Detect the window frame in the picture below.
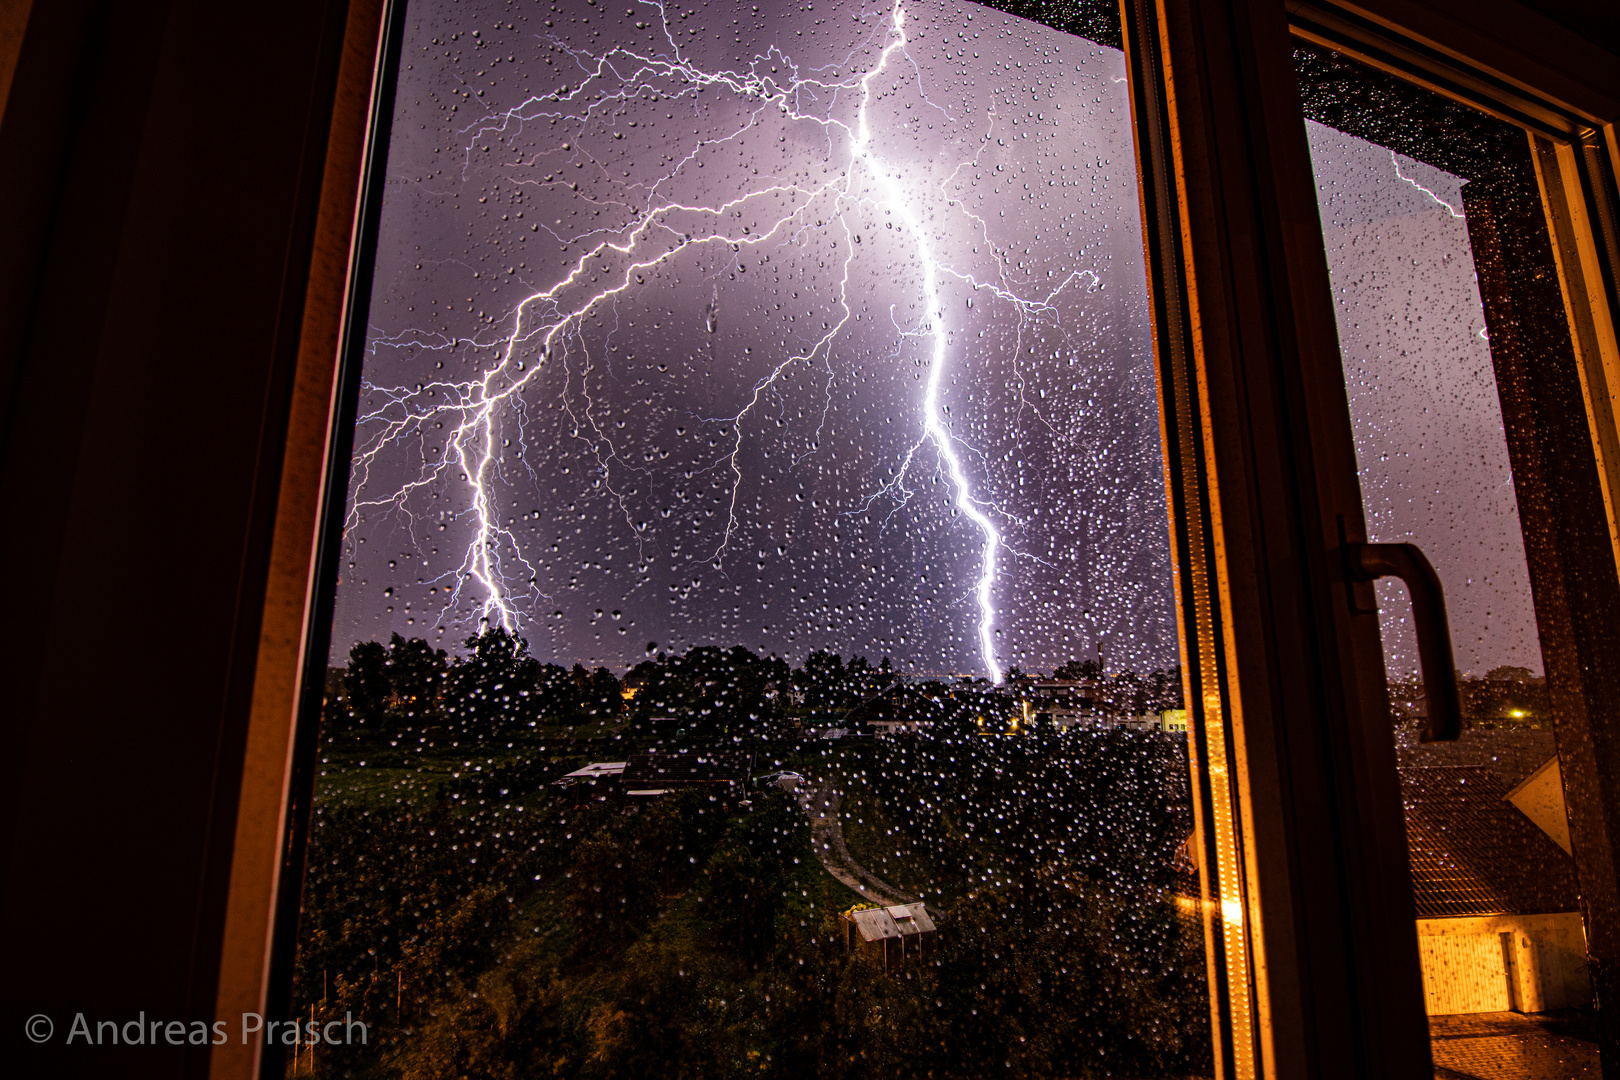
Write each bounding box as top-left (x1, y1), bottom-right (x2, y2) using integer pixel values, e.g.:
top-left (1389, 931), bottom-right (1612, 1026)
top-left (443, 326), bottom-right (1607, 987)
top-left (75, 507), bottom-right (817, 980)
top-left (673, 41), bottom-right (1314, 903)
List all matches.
top-left (216, 2), bottom-right (1620, 1078)
top-left (1120, 0), bottom-right (1620, 1076)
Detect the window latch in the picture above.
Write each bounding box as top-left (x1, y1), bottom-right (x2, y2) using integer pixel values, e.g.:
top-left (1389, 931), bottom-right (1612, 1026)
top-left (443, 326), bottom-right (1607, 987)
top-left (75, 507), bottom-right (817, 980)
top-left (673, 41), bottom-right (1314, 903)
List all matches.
top-left (1346, 542), bottom-right (1462, 743)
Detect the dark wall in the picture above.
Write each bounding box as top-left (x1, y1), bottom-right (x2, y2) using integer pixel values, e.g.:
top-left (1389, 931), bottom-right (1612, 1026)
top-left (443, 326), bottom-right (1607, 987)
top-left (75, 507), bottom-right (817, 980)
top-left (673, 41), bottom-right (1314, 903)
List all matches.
top-left (1521, 0), bottom-right (1620, 52)
top-left (0, 1), bottom-right (349, 1076)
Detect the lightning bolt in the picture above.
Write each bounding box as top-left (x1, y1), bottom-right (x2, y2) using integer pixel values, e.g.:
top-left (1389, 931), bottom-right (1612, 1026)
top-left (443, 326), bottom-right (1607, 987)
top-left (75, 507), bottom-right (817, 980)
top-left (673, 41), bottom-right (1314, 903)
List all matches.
top-left (349, 0), bottom-right (1103, 681)
top-left (1391, 149), bottom-right (1464, 218)
top-left (849, 4), bottom-right (1003, 682)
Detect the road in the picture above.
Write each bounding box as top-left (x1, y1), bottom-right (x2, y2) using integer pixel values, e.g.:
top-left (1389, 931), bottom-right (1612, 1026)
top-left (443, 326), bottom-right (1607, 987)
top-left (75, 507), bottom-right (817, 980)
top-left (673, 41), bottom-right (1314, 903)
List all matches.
top-left (801, 778), bottom-right (921, 908)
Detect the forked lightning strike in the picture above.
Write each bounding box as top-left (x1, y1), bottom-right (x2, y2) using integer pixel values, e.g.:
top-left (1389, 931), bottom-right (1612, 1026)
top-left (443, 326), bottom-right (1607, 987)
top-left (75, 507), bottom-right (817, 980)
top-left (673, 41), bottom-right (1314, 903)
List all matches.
top-left (350, 1), bottom-right (1095, 680)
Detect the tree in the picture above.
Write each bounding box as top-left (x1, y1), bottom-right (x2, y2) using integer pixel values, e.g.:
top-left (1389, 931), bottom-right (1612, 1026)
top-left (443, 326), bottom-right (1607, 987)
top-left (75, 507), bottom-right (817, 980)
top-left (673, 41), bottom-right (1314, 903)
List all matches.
top-left (533, 661), bottom-right (579, 719)
top-left (385, 632), bottom-right (449, 724)
top-left (625, 645), bottom-right (786, 735)
top-left (444, 626), bottom-right (541, 736)
top-left (343, 639), bottom-right (391, 730)
top-left (1148, 665), bottom-right (1184, 712)
top-left (1052, 657), bottom-right (1102, 681)
top-left (799, 649), bottom-right (856, 712)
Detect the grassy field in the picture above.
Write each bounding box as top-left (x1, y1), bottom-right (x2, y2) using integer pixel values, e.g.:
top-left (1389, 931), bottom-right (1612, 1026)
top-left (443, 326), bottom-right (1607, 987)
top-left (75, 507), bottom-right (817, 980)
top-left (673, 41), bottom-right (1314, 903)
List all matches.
top-left (313, 726), bottom-right (615, 809)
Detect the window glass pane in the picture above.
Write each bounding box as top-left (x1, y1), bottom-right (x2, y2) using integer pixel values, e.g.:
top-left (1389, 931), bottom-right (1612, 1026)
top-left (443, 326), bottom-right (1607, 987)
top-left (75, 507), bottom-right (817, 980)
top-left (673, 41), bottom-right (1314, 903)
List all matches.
top-left (1298, 43), bottom-right (1601, 1076)
top-left (290, 3), bottom-right (1213, 1076)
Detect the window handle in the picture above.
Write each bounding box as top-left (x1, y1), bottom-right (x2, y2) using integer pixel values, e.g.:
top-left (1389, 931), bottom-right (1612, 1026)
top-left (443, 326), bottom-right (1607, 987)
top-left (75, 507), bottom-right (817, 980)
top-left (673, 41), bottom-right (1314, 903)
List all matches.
top-left (1346, 542), bottom-right (1462, 743)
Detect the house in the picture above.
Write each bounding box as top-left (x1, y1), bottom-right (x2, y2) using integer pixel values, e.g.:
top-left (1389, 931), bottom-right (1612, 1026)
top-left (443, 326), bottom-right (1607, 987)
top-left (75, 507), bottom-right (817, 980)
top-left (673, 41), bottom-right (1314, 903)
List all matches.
top-left (551, 761), bottom-right (629, 806)
top-left (619, 748), bottom-right (748, 795)
top-left (1401, 765), bottom-right (1590, 1014)
top-left (841, 903), bottom-right (937, 971)
top-left (844, 688), bottom-right (934, 735)
top-left (866, 718), bottom-right (933, 736)
top-left (1023, 680), bottom-right (1099, 728)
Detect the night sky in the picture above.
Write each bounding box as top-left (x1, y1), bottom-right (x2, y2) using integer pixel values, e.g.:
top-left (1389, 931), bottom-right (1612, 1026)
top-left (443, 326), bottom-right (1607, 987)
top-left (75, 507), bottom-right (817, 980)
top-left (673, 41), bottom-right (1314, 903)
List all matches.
top-left (329, 0), bottom-right (1177, 676)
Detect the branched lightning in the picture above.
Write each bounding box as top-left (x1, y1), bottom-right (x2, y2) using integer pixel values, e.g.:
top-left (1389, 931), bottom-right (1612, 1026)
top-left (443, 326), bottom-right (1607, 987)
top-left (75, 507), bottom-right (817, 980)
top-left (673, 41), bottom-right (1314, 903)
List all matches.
top-left (350, 0), bottom-right (1104, 680)
top-left (1391, 149), bottom-right (1464, 218)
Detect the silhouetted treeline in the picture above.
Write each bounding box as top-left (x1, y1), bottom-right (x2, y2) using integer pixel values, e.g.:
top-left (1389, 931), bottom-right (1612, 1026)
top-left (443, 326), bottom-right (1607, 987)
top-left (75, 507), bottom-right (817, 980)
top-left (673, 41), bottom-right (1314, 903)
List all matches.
top-left (333, 628), bottom-right (623, 737)
top-left (622, 644), bottom-right (792, 734)
top-left (1386, 664), bottom-right (1553, 731)
top-left (329, 628), bottom-right (1184, 745)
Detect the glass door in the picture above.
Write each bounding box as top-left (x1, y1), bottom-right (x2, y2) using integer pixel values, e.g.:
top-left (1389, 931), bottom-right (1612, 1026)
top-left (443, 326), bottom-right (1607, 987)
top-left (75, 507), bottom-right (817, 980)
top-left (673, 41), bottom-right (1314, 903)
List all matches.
top-left (1294, 37), bottom-right (1615, 1079)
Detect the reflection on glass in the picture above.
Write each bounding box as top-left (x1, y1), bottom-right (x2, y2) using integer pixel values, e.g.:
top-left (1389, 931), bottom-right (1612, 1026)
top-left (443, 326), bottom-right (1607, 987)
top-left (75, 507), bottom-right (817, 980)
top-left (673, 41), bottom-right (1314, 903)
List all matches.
top-left (1301, 47), bottom-right (1599, 1077)
top-left (1305, 126), bottom-right (1539, 684)
top-left (289, 2), bottom-right (1213, 1076)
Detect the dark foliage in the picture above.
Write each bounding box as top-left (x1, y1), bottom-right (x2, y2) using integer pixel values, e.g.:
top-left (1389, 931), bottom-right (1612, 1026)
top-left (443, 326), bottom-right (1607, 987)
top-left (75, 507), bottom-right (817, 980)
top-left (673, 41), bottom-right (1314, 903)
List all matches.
top-left (624, 645), bottom-right (791, 735)
top-left (295, 636), bottom-right (1210, 1078)
top-left (333, 629), bottom-right (622, 740)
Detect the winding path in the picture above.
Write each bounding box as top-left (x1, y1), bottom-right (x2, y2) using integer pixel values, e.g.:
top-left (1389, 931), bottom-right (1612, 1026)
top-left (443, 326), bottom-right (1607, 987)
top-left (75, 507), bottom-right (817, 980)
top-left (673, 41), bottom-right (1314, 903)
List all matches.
top-left (802, 779), bottom-right (921, 907)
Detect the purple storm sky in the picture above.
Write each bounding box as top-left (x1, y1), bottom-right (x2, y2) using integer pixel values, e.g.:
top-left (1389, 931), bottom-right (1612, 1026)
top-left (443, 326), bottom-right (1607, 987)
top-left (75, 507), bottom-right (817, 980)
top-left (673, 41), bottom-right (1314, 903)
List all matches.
top-left (330, 0), bottom-right (1180, 676)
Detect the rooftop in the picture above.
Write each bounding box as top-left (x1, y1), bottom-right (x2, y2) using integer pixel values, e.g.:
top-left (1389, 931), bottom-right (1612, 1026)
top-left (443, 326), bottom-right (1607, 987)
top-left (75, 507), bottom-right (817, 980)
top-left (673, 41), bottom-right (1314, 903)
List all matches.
top-left (843, 902), bottom-right (936, 943)
top-left (1400, 766), bottom-right (1581, 919)
top-left (621, 748), bottom-right (748, 787)
top-left (552, 761), bottom-right (628, 785)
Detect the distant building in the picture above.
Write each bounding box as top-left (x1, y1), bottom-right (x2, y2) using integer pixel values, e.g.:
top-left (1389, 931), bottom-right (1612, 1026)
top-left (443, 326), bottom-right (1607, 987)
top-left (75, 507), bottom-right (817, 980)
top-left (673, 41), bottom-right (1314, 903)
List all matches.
top-left (1160, 709), bottom-right (1189, 734)
top-left (1019, 681), bottom-right (1167, 731)
top-left (640, 715), bottom-right (683, 738)
top-left (551, 761), bottom-right (628, 806)
top-left (1401, 764), bottom-right (1590, 1014)
top-left (801, 712), bottom-right (854, 738)
top-left (841, 903), bottom-right (936, 971)
top-left (1023, 680), bottom-right (1101, 728)
top-left (553, 761), bottom-right (628, 784)
top-left (844, 690), bottom-right (934, 736)
top-left (619, 748), bottom-right (747, 795)
top-left (866, 718), bottom-right (932, 736)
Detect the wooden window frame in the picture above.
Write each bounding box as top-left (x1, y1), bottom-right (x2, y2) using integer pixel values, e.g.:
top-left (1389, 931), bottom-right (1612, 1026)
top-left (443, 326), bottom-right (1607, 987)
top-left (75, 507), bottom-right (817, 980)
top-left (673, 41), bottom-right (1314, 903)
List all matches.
top-left (233, 2), bottom-right (1619, 1077)
top-left (0, 2), bottom-right (1600, 1078)
top-left (1120, 0), bottom-right (1620, 1076)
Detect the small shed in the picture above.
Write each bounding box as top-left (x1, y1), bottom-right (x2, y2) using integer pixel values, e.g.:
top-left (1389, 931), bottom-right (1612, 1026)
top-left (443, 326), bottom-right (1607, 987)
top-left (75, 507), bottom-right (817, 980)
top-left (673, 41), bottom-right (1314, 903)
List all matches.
top-left (553, 761), bottom-right (627, 785)
top-left (841, 903), bottom-right (936, 971)
top-left (551, 761), bottom-right (627, 805)
top-left (620, 749), bottom-right (747, 791)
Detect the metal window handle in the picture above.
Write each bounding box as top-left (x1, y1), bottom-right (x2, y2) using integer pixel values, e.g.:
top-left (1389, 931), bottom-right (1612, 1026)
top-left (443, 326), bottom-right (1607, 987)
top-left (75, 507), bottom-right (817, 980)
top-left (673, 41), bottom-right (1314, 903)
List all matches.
top-left (1346, 542), bottom-right (1463, 744)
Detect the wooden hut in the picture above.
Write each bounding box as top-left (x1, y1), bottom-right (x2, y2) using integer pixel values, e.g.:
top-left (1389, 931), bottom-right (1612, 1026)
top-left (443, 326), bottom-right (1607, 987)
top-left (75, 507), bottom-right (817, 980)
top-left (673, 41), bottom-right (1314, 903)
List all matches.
top-left (619, 748), bottom-right (747, 796)
top-left (841, 903), bottom-right (936, 971)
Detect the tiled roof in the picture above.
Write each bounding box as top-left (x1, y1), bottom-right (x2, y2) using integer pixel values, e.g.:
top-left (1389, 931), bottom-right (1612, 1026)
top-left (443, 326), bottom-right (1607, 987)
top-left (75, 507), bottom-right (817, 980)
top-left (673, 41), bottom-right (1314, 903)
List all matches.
top-left (620, 748), bottom-right (747, 787)
top-left (1395, 728), bottom-right (1557, 786)
top-left (1400, 766), bottom-right (1580, 918)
